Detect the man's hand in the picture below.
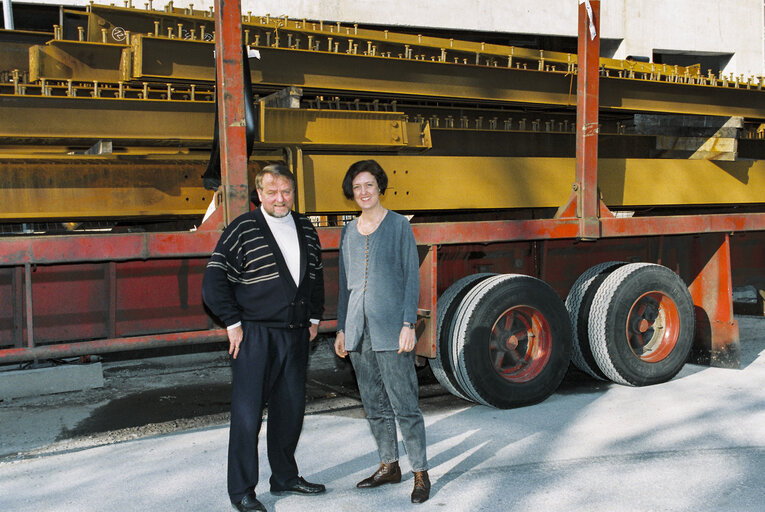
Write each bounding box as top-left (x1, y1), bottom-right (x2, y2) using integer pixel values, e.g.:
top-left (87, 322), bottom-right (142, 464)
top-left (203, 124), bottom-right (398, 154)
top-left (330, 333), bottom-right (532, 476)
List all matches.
top-left (334, 331), bottom-right (348, 358)
top-left (227, 325), bottom-right (244, 359)
top-left (398, 325), bottom-right (416, 354)
top-left (309, 322), bottom-right (319, 341)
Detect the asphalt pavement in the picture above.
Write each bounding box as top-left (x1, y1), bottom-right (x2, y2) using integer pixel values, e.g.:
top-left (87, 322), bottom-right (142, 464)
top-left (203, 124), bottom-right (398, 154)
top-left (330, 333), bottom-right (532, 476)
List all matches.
top-left (1, 316), bottom-right (764, 512)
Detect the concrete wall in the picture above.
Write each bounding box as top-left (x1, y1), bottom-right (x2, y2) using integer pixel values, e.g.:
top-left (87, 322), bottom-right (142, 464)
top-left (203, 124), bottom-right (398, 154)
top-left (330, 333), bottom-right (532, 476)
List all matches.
top-left (16, 0), bottom-right (765, 76)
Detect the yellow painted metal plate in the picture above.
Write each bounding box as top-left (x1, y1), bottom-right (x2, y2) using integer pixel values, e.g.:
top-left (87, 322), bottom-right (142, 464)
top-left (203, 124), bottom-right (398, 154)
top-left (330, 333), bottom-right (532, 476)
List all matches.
top-left (29, 40), bottom-right (126, 83)
top-left (0, 95), bottom-right (214, 144)
top-left (0, 156), bottom-right (212, 220)
top-left (603, 158), bottom-right (765, 207)
top-left (263, 108), bottom-right (429, 149)
top-left (302, 155), bottom-right (576, 212)
top-left (300, 155), bottom-right (765, 213)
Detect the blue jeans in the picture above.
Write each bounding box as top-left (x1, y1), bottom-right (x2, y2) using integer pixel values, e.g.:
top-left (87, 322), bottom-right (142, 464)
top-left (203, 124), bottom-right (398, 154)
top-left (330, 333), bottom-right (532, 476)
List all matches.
top-left (348, 325), bottom-right (428, 472)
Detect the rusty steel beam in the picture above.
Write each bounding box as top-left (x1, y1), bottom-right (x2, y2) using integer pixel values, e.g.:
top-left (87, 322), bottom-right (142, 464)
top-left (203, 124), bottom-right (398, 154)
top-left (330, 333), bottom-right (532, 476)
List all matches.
top-left (0, 329), bottom-right (227, 363)
top-left (0, 321), bottom-right (340, 363)
top-left (2, 212), bottom-right (762, 268)
top-left (600, 212), bottom-right (765, 238)
top-left (575, 0), bottom-right (600, 240)
top-left (0, 230), bottom-right (221, 266)
top-left (215, 0), bottom-right (257, 222)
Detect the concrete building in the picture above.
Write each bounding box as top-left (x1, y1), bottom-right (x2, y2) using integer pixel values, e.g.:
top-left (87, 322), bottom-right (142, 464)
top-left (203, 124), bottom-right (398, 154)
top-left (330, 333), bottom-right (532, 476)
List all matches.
top-left (6, 0), bottom-right (765, 77)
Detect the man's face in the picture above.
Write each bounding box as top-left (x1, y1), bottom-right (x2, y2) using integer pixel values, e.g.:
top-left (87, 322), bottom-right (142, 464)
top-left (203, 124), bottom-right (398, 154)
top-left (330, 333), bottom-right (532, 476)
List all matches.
top-left (257, 173), bottom-right (295, 218)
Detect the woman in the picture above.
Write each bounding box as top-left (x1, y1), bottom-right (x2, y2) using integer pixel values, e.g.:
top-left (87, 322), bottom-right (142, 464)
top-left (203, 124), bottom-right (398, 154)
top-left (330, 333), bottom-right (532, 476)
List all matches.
top-left (334, 159), bottom-right (430, 504)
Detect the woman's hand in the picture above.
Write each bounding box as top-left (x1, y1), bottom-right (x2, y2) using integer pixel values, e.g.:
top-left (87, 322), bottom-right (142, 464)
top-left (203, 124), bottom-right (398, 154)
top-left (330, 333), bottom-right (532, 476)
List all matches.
top-left (398, 325), bottom-right (416, 354)
top-left (334, 331), bottom-right (348, 358)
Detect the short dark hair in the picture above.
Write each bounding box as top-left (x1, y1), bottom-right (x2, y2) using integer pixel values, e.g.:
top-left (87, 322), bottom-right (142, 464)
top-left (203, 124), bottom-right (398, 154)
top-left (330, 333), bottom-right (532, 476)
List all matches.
top-left (255, 164), bottom-right (296, 191)
top-left (341, 160), bottom-right (388, 199)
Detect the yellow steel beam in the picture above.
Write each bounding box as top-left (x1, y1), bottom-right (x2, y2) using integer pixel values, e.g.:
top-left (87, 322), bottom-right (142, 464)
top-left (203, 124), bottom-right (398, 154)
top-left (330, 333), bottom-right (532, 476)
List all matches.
top-left (0, 94), bottom-right (214, 145)
top-left (299, 155), bottom-right (765, 213)
top-left (131, 35), bottom-right (213, 81)
top-left (29, 39), bottom-right (127, 82)
top-left (1, 153), bottom-right (762, 220)
top-left (0, 96), bottom-right (428, 149)
top-left (0, 30), bottom-right (54, 76)
top-left (261, 108), bottom-right (431, 149)
top-left (125, 37), bottom-right (765, 118)
top-left (86, 4), bottom-right (703, 79)
top-left (251, 49), bottom-right (765, 119)
top-left (88, 4), bottom-right (217, 44)
top-left (13, 31), bottom-right (762, 119)
top-left (0, 156), bottom-right (213, 220)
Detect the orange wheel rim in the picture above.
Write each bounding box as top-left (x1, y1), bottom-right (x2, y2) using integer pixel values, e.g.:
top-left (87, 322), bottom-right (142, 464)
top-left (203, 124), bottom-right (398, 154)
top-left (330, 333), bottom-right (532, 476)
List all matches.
top-left (625, 291), bottom-right (680, 363)
top-left (488, 306), bottom-right (552, 383)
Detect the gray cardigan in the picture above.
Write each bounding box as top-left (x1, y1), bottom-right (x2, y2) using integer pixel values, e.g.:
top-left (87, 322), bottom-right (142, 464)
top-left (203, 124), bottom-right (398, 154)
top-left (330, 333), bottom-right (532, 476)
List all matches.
top-left (336, 211), bottom-right (419, 351)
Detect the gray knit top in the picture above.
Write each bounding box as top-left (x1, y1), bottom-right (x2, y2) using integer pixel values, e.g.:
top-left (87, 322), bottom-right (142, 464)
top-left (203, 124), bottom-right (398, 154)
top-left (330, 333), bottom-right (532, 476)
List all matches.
top-left (336, 211), bottom-right (419, 352)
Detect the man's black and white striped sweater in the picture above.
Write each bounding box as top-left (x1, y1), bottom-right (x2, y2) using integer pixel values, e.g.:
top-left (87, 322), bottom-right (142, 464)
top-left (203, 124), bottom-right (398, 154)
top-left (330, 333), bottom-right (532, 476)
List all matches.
top-left (202, 208), bottom-right (324, 329)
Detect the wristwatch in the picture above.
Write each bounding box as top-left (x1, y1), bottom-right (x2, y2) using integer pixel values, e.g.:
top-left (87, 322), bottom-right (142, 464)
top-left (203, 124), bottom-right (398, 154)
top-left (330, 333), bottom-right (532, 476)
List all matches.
top-left (403, 321), bottom-right (415, 329)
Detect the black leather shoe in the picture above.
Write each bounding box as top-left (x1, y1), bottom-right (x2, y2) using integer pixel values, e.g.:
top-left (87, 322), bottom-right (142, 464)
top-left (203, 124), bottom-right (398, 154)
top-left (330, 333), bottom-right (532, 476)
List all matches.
top-left (411, 471), bottom-right (431, 504)
top-left (271, 476), bottom-right (326, 495)
top-left (356, 461), bottom-right (402, 488)
top-left (233, 492), bottom-right (266, 511)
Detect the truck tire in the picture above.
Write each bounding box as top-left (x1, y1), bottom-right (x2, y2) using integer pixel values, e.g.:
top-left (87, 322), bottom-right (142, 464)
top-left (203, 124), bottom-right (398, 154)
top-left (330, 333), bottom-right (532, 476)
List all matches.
top-left (451, 274), bottom-right (572, 409)
top-left (588, 263), bottom-right (695, 386)
top-left (431, 273), bottom-right (495, 401)
top-left (565, 261), bottom-right (626, 380)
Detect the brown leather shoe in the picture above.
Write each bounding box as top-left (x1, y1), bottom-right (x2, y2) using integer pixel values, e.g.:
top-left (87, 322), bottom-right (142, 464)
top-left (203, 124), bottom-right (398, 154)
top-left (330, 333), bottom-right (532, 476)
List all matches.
top-left (411, 471), bottom-right (430, 504)
top-left (356, 461), bottom-right (402, 488)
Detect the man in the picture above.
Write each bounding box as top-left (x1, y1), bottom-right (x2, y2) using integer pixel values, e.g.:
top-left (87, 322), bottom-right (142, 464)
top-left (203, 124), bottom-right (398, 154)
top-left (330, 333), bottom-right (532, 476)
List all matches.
top-left (202, 164), bottom-right (325, 512)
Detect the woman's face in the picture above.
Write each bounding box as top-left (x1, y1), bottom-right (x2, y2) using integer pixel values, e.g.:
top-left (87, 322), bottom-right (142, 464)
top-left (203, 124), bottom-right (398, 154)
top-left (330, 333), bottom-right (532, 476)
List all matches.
top-left (351, 171), bottom-right (381, 210)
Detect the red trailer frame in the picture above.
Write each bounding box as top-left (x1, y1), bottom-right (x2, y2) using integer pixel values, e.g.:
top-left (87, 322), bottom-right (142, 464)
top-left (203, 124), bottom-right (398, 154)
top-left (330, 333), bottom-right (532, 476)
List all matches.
top-left (1, 0), bottom-right (763, 370)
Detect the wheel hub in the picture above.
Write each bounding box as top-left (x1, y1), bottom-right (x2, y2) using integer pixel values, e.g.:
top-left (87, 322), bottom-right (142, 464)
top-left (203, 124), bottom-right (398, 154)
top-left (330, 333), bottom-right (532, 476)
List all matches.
top-left (489, 306), bottom-right (551, 383)
top-left (626, 292), bottom-right (680, 362)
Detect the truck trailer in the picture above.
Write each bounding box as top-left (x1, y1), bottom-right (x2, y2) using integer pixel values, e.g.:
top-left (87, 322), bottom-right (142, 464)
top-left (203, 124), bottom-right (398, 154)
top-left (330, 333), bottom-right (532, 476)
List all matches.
top-left (0, 0), bottom-right (763, 408)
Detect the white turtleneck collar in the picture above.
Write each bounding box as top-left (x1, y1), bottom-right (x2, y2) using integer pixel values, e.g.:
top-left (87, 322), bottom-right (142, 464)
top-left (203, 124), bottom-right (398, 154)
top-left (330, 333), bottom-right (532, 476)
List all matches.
top-left (261, 206), bottom-right (300, 286)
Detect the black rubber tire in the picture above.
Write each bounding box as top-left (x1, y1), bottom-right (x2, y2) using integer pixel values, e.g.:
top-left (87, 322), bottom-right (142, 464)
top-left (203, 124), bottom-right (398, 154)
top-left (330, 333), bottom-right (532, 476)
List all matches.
top-left (588, 263), bottom-right (695, 386)
top-left (565, 261), bottom-right (626, 380)
top-left (431, 273), bottom-right (495, 401)
top-left (451, 274), bottom-right (572, 409)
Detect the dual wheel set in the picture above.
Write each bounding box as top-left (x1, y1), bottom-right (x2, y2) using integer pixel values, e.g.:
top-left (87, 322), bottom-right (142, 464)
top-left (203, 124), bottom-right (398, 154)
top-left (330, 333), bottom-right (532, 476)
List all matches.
top-left (429, 263), bottom-right (696, 409)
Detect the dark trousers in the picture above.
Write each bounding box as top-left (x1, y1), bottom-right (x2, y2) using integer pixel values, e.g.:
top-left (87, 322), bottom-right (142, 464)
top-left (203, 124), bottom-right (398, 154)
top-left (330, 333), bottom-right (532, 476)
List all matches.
top-left (228, 322), bottom-right (310, 503)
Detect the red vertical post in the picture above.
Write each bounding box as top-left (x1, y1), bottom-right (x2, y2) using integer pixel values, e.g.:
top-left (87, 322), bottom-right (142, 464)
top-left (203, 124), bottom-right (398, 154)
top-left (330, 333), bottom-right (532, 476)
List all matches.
top-left (416, 245), bottom-right (438, 358)
top-left (576, 0), bottom-right (601, 239)
top-left (13, 266), bottom-right (23, 348)
top-left (213, 0), bottom-right (250, 223)
top-left (24, 262), bottom-right (34, 350)
top-left (688, 234), bottom-right (740, 368)
top-left (106, 261), bottom-right (117, 338)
